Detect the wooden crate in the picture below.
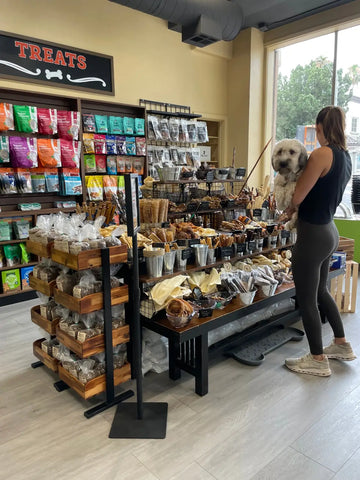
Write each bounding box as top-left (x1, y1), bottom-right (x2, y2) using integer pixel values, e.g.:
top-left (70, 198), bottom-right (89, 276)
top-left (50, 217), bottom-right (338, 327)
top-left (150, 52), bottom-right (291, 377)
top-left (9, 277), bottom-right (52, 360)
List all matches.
top-left (29, 273), bottom-right (56, 297)
top-left (53, 285), bottom-right (129, 313)
top-left (337, 236), bottom-right (355, 261)
top-left (33, 338), bottom-right (59, 372)
top-left (56, 325), bottom-right (130, 358)
top-left (26, 240), bottom-right (52, 258)
top-left (58, 362), bottom-right (131, 399)
top-left (51, 245), bottom-right (128, 271)
top-left (330, 260), bottom-right (358, 313)
top-left (31, 305), bottom-right (59, 335)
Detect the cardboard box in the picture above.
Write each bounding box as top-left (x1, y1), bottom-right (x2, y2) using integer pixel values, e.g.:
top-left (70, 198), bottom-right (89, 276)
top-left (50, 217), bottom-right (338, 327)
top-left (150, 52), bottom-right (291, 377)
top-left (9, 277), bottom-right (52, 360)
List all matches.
top-left (21, 265), bottom-right (34, 290)
top-left (1, 268), bottom-right (21, 292)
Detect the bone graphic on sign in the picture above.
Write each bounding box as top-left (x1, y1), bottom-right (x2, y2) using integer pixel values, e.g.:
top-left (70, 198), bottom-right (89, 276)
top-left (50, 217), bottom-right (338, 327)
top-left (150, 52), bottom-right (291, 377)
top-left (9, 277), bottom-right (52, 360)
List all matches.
top-left (66, 74), bottom-right (106, 87)
top-left (0, 60), bottom-right (41, 76)
top-left (45, 69), bottom-right (63, 80)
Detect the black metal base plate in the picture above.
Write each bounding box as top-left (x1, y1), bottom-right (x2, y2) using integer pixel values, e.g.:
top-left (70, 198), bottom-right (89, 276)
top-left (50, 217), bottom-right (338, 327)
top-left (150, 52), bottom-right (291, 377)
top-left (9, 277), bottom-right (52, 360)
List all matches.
top-left (225, 326), bottom-right (304, 366)
top-left (109, 402), bottom-right (168, 439)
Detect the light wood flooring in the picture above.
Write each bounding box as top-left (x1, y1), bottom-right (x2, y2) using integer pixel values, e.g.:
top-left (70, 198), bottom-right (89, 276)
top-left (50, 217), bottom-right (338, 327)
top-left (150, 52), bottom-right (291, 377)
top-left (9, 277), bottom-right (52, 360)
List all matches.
top-left (1, 285), bottom-right (360, 480)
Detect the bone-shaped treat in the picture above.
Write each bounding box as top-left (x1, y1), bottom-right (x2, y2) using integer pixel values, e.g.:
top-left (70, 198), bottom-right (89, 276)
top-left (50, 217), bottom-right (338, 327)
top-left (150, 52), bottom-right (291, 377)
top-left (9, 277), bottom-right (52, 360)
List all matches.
top-left (45, 69), bottom-right (63, 80)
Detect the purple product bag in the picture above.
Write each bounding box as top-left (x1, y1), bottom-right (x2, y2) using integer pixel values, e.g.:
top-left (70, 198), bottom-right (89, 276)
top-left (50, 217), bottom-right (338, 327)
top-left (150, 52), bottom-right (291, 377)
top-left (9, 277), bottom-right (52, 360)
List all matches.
top-left (9, 137), bottom-right (38, 168)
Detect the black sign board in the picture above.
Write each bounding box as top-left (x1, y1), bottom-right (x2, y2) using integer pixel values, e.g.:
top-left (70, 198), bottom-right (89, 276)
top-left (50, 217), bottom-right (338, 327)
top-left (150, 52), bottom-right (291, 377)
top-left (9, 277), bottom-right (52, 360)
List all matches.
top-left (125, 174), bottom-right (140, 236)
top-left (0, 31), bottom-right (114, 94)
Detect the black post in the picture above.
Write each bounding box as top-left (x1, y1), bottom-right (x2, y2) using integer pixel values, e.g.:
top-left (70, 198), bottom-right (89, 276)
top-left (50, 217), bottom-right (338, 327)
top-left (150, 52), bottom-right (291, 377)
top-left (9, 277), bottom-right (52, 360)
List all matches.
top-left (102, 247), bottom-right (115, 403)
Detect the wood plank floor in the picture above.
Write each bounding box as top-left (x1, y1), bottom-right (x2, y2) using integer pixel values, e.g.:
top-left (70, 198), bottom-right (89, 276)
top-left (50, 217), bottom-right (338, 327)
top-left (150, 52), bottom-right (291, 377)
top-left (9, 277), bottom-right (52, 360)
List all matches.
top-left (1, 281), bottom-right (360, 480)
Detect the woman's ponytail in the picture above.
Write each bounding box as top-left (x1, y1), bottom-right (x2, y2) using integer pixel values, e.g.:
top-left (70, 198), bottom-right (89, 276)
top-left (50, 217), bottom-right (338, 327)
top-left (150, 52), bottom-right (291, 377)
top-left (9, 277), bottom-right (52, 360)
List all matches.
top-left (316, 106), bottom-right (347, 150)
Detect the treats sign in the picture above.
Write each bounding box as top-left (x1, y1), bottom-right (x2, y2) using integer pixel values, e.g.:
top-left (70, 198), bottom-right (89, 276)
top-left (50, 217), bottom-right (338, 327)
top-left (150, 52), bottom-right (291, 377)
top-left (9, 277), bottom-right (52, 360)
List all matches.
top-left (0, 32), bottom-right (114, 94)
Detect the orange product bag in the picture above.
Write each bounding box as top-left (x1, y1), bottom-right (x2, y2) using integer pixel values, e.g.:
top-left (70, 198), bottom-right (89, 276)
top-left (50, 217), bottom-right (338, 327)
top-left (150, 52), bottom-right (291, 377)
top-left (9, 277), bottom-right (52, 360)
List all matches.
top-left (117, 156), bottom-right (126, 173)
top-left (0, 103), bottom-right (14, 131)
top-left (103, 175), bottom-right (118, 201)
top-left (125, 157), bottom-right (133, 173)
top-left (37, 139), bottom-right (61, 167)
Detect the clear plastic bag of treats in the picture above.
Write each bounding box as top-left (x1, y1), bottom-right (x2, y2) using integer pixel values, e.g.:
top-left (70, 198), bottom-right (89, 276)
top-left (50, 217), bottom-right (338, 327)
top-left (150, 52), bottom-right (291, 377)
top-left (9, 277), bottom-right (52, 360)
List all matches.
top-left (78, 359), bottom-right (97, 384)
top-left (54, 305), bottom-right (72, 331)
top-left (29, 214), bottom-right (56, 245)
top-left (67, 312), bottom-right (84, 339)
top-left (112, 304), bottom-right (126, 328)
top-left (76, 312), bottom-right (98, 342)
top-left (73, 270), bottom-right (99, 298)
top-left (113, 343), bottom-right (127, 368)
top-left (92, 352), bottom-right (106, 377)
top-left (39, 258), bottom-right (60, 282)
top-left (94, 310), bottom-right (104, 334)
top-left (104, 235), bottom-right (121, 247)
top-left (54, 343), bottom-right (71, 361)
top-left (56, 267), bottom-right (77, 294)
top-left (40, 298), bottom-right (57, 320)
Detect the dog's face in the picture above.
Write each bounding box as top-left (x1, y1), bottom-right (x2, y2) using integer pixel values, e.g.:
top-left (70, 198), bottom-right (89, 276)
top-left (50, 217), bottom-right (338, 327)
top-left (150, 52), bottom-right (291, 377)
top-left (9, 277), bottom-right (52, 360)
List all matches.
top-left (271, 139), bottom-right (308, 175)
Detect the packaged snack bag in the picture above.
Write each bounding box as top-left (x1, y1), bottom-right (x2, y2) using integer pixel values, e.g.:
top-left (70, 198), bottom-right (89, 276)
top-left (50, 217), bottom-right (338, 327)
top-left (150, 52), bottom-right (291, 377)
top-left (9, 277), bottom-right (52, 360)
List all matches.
top-left (0, 136), bottom-right (10, 163)
top-left (103, 175), bottom-right (118, 200)
top-left (116, 136), bottom-right (127, 155)
top-left (126, 137), bottom-right (136, 156)
top-left (14, 169), bottom-right (32, 193)
top-left (3, 244), bottom-right (21, 266)
top-left (86, 175), bottom-right (103, 201)
top-left (59, 168), bottom-right (82, 195)
top-left (147, 115), bottom-right (162, 140)
top-left (37, 108), bottom-right (57, 135)
top-left (57, 110), bottom-right (80, 140)
top-left (0, 221), bottom-right (12, 241)
top-left (83, 133), bottom-right (95, 154)
top-left (0, 168), bottom-right (16, 194)
top-left (1, 269), bottom-right (21, 292)
top-left (187, 121), bottom-right (198, 143)
top-left (95, 115), bottom-right (108, 133)
top-left (95, 155), bottom-right (107, 173)
top-left (9, 137), bottom-right (38, 168)
top-left (169, 118), bottom-right (180, 142)
top-left (123, 117), bottom-right (134, 135)
top-left (159, 118), bottom-right (170, 141)
top-left (82, 114), bottom-right (96, 133)
top-left (37, 139), bottom-right (61, 167)
top-left (133, 157), bottom-right (144, 175)
top-left (135, 118), bottom-right (145, 136)
top-left (135, 137), bottom-right (146, 156)
top-left (106, 156), bottom-right (117, 175)
top-left (84, 154), bottom-right (96, 173)
top-left (0, 103), bottom-right (14, 131)
top-left (108, 116), bottom-right (123, 135)
top-left (118, 175), bottom-right (125, 195)
top-left (106, 135), bottom-right (117, 155)
top-left (94, 134), bottom-right (106, 154)
top-left (196, 121), bottom-right (209, 143)
top-left (30, 169), bottom-right (46, 193)
top-left (44, 169), bottom-right (59, 192)
top-left (13, 105), bottom-right (38, 133)
top-left (21, 266), bottom-right (34, 290)
top-left (179, 119), bottom-right (189, 143)
top-left (125, 157), bottom-right (133, 173)
top-left (116, 156), bottom-right (126, 173)
top-left (60, 140), bottom-right (81, 168)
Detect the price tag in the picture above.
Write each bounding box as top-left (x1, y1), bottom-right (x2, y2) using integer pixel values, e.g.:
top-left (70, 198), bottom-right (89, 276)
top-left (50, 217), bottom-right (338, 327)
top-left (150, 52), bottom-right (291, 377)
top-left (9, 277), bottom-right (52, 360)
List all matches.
top-left (206, 170), bottom-right (215, 182)
top-left (253, 208), bottom-right (262, 217)
top-left (218, 246), bottom-right (233, 258)
top-left (248, 240), bottom-right (256, 251)
top-left (281, 230), bottom-right (291, 238)
top-left (182, 248), bottom-right (193, 260)
top-left (188, 239), bottom-right (200, 247)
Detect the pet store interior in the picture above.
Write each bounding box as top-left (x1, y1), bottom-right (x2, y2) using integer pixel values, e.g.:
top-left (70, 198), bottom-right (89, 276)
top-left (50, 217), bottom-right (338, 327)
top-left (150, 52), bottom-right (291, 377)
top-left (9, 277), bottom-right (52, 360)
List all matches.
top-left (1, 0), bottom-right (360, 479)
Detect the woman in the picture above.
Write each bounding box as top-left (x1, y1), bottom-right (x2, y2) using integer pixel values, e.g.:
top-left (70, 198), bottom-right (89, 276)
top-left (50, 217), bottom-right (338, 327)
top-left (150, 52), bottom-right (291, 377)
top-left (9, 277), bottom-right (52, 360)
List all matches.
top-left (281, 106), bottom-right (356, 377)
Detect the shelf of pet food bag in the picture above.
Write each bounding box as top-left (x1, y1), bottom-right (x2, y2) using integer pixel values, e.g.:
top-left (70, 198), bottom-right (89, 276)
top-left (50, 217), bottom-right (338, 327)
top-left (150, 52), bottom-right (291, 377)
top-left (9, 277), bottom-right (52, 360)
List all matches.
top-left (31, 305), bottom-right (59, 335)
top-left (51, 245), bottom-right (128, 270)
top-left (141, 264), bottom-right (344, 396)
top-left (55, 324), bottom-right (130, 358)
top-left (0, 261), bottom-right (37, 273)
top-left (33, 338), bottom-right (60, 373)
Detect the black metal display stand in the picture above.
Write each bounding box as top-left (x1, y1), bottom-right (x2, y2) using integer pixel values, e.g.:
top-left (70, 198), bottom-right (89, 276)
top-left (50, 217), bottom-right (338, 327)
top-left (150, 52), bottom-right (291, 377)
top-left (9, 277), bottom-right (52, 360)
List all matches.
top-left (109, 174), bottom-right (168, 439)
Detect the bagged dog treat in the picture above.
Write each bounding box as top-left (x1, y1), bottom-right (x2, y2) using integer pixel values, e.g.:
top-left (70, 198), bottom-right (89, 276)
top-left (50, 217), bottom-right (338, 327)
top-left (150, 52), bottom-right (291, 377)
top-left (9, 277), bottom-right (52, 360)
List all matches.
top-left (4, 244), bottom-right (21, 266)
top-left (37, 139), bottom-right (61, 167)
top-left (187, 120), bottom-right (198, 143)
top-left (0, 103), bottom-right (14, 131)
top-left (95, 115), bottom-right (108, 134)
top-left (147, 115), bottom-right (162, 141)
top-left (169, 118), bottom-right (180, 142)
top-left (196, 121), bottom-right (209, 143)
top-left (57, 111), bottom-right (80, 140)
top-left (159, 118), bottom-right (171, 141)
top-left (123, 117), bottom-right (134, 135)
top-left (37, 108), bottom-right (57, 135)
top-left (94, 134), bottom-right (106, 155)
top-left (0, 168), bottom-right (16, 194)
top-left (14, 169), bottom-right (32, 194)
top-left (13, 219), bottom-right (30, 239)
top-left (106, 135), bottom-right (117, 155)
top-left (86, 175), bottom-right (103, 201)
top-left (13, 105), bottom-right (38, 133)
top-left (135, 137), bottom-right (146, 156)
top-left (116, 156), bottom-right (126, 173)
top-left (19, 243), bottom-right (30, 263)
top-left (60, 140), bottom-right (81, 168)
top-left (135, 117), bottom-right (145, 136)
top-left (133, 157), bottom-right (144, 175)
top-left (56, 268), bottom-right (77, 294)
top-left (0, 136), bottom-right (10, 163)
top-left (108, 116), bottom-right (123, 135)
top-left (82, 113), bottom-right (96, 133)
top-left (126, 137), bottom-right (136, 156)
top-left (116, 136), bottom-right (127, 155)
top-left (106, 156), bottom-right (117, 175)
top-left (44, 169), bottom-right (59, 192)
top-left (83, 133), bottom-right (95, 154)
top-left (0, 221), bottom-right (12, 241)
top-left (9, 137), bottom-right (38, 168)
top-left (179, 119), bottom-right (189, 143)
top-left (31, 170), bottom-right (46, 193)
top-left (59, 169), bottom-right (82, 195)
top-left (125, 157), bottom-right (133, 173)
top-left (95, 155), bottom-right (106, 173)
top-left (103, 175), bottom-right (117, 201)
top-left (84, 154), bottom-right (96, 173)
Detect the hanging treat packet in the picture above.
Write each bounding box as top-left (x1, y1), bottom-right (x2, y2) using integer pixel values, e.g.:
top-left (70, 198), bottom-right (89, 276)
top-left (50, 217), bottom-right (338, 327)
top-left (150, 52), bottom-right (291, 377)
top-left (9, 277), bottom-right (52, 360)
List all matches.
top-left (83, 133), bottom-right (95, 154)
top-left (125, 157), bottom-right (133, 173)
top-left (95, 155), bottom-right (107, 173)
top-left (133, 157), bottom-right (144, 175)
top-left (10, 137), bottom-right (38, 168)
top-left (191, 147), bottom-right (201, 168)
top-left (170, 147), bottom-right (179, 164)
top-left (19, 243), bottom-right (30, 264)
top-left (179, 119), bottom-right (190, 143)
top-left (187, 121), bottom-right (198, 143)
top-left (86, 175), bottom-right (103, 201)
top-left (0, 136), bottom-right (10, 163)
top-left (30, 169), bottom-right (46, 193)
top-left (0, 168), bottom-right (16, 194)
top-left (57, 110), bottom-right (80, 140)
top-left (84, 154), bottom-right (96, 173)
top-left (147, 115), bottom-right (162, 140)
top-left (106, 135), bottom-right (117, 155)
top-left (13, 219), bottom-right (30, 239)
top-left (4, 244), bottom-right (21, 266)
top-left (37, 139), bottom-right (61, 167)
top-left (135, 137), bottom-right (146, 156)
top-left (82, 113), bottom-right (96, 133)
top-left (59, 169), bottom-right (82, 195)
top-left (116, 156), bottom-right (126, 173)
top-left (159, 118), bottom-right (171, 141)
top-left (14, 169), bottom-right (32, 193)
top-left (169, 118), bottom-right (180, 142)
top-left (94, 134), bottom-right (106, 154)
top-left (116, 136), bottom-right (127, 155)
top-left (106, 156), bottom-right (117, 174)
top-left (123, 117), bottom-right (134, 135)
top-left (135, 117), bottom-right (145, 136)
top-left (108, 116), bottom-right (123, 135)
top-left (37, 108), bottom-right (57, 135)
top-left (44, 169), bottom-right (60, 192)
top-left (196, 121), bottom-right (209, 143)
top-left (103, 175), bottom-right (118, 201)
top-left (125, 137), bottom-right (136, 156)
top-left (13, 105), bottom-right (38, 133)
top-left (60, 139), bottom-right (81, 168)
top-left (0, 103), bottom-right (14, 131)
top-left (95, 115), bottom-right (108, 134)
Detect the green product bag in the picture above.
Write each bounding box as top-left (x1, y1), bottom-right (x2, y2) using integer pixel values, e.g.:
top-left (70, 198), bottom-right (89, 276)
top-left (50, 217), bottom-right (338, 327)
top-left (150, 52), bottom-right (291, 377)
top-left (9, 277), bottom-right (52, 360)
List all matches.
top-left (19, 243), bottom-right (30, 264)
top-left (0, 221), bottom-right (12, 241)
top-left (95, 115), bottom-right (108, 134)
top-left (84, 154), bottom-right (96, 173)
top-left (3, 244), bottom-right (21, 266)
top-left (108, 116), bottom-right (124, 135)
top-left (135, 118), bottom-right (145, 136)
top-left (13, 105), bottom-right (38, 133)
top-left (1, 269), bottom-right (21, 291)
top-left (123, 117), bottom-right (134, 135)
top-left (0, 136), bottom-right (10, 163)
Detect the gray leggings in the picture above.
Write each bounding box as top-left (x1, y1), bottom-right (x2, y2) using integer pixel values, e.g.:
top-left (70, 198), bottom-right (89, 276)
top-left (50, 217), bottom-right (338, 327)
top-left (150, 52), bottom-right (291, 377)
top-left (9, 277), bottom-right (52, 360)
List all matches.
top-left (292, 219), bottom-right (345, 355)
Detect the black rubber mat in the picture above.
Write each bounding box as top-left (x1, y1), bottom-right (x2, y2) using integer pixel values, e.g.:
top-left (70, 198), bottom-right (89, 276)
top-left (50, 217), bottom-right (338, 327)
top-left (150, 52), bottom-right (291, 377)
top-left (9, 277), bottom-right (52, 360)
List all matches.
top-left (225, 326), bottom-right (304, 366)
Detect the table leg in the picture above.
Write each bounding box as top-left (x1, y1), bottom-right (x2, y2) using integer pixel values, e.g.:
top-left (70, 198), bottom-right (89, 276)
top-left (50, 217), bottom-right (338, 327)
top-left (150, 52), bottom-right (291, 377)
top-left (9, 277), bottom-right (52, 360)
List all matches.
top-left (169, 338), bottom-right (181, 380)
top-left (195, 334), bottom-right (208, 396)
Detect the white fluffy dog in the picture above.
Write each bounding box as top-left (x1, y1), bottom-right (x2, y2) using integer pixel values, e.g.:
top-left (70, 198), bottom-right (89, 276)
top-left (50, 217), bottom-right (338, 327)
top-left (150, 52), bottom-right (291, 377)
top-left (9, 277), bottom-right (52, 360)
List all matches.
top-left (271, 139), bottom-right (308, 230)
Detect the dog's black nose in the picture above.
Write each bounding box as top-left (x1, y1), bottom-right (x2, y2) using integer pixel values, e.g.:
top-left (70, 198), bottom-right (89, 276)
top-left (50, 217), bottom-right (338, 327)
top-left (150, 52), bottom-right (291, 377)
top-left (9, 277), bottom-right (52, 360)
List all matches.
top-left (279, 161), bottom-right (288, 168)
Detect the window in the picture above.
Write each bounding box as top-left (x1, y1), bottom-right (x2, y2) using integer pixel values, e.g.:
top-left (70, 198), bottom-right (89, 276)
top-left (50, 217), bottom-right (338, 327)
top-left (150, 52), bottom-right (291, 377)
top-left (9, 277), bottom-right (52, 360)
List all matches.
top-left (351, 117), bottom-right (358, 133)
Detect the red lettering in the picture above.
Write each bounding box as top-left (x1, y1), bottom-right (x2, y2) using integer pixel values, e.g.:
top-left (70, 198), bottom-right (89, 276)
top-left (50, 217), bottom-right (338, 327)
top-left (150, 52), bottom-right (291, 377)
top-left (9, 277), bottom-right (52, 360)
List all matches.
top-left (29, 44), bottom-right (42, 61)
top-left (14, 41), bottom-right (29, 58)
top-left (64, 52), bottom-right (76, 68)
top-left (77, 55), bottom-right (87, 70)
top-left (42, 47), bottom-right (54, 64)
top-left (54, 50), bottom-right (67, 66)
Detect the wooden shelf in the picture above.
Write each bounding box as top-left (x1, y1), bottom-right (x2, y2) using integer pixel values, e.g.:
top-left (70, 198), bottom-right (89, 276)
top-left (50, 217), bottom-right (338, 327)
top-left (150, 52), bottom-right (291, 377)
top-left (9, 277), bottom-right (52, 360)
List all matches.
top-left (29, 273), bottom-right (56, 297)
top-left (51, 245), bottom-right (128, 270)
top-left (0, 262), bottom-right (37, 272)
top-left (155, 178), bottom-right (244, 185)
top-left (0, 239), bottom-right (28, 245)
top-left (33, 339), bottom-right (59, 372)
top-left (26, 240), bottom-right (53, 258)
top-left (0, 207), bottom-right (76, 218)
top-left (58, 363), bottom-right (131, 400)
top-left (56, 324), bottom-right (130, 358)
top-left (31, 306), bottom-right (59, 335)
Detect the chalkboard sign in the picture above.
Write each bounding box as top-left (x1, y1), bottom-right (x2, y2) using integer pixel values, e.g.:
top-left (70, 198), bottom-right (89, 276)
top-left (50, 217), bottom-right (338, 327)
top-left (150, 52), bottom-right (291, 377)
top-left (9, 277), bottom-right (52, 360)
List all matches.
top-left (218, 246), bottom-right (233, 258)
top-left (0, 31), bottom-right (114, 94)
top-left (281, 230), bottom-right (291, 238)
top-left (188, 239), bottom-right (201, 246)
top-left (248, 240), bottom-right (256, 252)
top-left (235, 243), bottom-right (246, 255)
top-left (253, 208), bottom-right (262, 217)
top-left (181, 248), bottom-right (193, 260)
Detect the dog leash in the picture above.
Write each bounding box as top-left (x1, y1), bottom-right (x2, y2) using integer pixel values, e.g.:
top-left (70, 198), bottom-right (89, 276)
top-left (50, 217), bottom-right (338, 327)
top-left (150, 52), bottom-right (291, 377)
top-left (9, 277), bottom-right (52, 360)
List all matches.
top-left (238, 137), bottom-right (272, 195)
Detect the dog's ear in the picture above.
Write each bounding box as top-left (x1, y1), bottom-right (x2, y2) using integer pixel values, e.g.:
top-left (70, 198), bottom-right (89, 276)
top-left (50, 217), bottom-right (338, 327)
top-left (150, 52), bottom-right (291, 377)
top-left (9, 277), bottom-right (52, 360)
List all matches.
top-left (298, 145), bottom-right (308, 170)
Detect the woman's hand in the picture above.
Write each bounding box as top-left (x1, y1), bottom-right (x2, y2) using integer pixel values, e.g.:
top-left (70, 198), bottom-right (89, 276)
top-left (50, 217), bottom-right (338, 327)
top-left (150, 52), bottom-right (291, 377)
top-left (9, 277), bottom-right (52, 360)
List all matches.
top-left (278, 205), bottom-right (296, 223)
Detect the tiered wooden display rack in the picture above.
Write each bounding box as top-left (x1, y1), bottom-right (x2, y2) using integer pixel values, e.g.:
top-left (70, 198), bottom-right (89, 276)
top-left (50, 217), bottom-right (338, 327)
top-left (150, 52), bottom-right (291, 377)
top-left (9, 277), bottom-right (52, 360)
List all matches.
top-left (27, 240), bottom-right (134, 412)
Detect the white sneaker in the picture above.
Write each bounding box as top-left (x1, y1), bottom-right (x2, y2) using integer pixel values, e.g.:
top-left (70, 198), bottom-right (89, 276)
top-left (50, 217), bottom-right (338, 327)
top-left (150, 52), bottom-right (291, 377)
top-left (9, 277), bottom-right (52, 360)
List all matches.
top-left (323, 340), bottom-right (357, 361)
top-left (285, 353), bottom-right (331, 377)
